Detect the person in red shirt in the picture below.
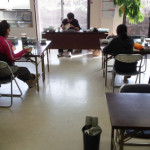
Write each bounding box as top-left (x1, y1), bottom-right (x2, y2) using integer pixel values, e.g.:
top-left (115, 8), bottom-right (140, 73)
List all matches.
top-left (0, 20), bottom-right (39, 88)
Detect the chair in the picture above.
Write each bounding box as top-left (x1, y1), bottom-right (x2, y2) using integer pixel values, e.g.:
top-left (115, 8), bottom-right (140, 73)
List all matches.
top-left (106, 35), bottom-right (117, 39)
top-left (120, 84), bottom-right (150, 93)
top-left (100, 38), bottom-right (114, 86)
top-left (115, 84), bottom-right (150, 146)
top-left (0, 61), bottom-right (22, 108)
top-left (131, 35), bottom-right (147, 73)
top-left (112, 54), bottom-right (143, 92)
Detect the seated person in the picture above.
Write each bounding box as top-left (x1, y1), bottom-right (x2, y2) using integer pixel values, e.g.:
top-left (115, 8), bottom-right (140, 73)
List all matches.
top-left (103, 24), bottom-right (135, 82)
top-left (57, 12), bottom-right (81, 57)
top-left (0, 20), bottom-right (39, 88)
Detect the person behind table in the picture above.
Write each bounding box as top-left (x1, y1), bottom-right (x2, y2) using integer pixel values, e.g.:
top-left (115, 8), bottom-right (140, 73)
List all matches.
top-left (57, 12), bottom-right (81, 57)
top-left (0, 20), bottom-right (39, 88)
top-left (103, 24), bottom-right (135, 83)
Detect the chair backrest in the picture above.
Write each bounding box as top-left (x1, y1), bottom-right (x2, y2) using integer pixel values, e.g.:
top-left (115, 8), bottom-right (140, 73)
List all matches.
top-left (106, 35), bottom-right (117, 39)
top-left (120, 84), bottom-right (150, 93)
top-left (115, 54), bottom-right (142, 63)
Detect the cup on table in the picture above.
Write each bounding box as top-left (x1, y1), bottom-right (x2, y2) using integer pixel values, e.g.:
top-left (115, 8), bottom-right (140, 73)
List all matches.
top-left (141, 36), bottom-right (145, 43)
top-left (28, 37), bottom-right (36, 44)
top-left (24, 46), bottom-right (32, 53)
top-left (21, 33), bottom-right (28, 48)
top-left (40, 38), bottom-right (47, 44)
top-left (58, 27), bottom-right (60, 32)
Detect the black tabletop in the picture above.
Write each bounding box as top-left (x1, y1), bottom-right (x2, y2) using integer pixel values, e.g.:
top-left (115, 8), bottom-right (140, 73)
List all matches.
top-left (15, 40), bottom-right (51, 57)
top-left (106, 93), bottom-right (150, 129)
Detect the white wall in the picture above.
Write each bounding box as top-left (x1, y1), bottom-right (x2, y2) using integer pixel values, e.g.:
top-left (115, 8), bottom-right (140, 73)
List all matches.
top-left (112, 6), bottom-right (123, 34)
top-left (10, 0), bottom-right (37, 39)
top-left (90, 0), bottom-right (101, 28)
top-left (90, 0), bottom-right (122, 35)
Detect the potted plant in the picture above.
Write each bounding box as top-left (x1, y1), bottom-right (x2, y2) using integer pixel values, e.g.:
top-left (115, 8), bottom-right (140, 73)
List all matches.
top-left (113, 0), bottom-right (145, 24)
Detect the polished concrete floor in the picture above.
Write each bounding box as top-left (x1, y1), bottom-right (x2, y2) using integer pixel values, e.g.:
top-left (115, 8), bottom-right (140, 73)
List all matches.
top-left (0, 50), bottom-right (150, 150)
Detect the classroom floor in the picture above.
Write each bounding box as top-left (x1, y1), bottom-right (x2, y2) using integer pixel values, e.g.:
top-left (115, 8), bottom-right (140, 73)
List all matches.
top-left (0, 50), bottom-right (150, 150)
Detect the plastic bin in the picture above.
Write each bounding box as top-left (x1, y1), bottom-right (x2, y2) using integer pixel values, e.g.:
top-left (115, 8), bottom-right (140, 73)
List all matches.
top-left (82, 126), bottom-right (102, 150)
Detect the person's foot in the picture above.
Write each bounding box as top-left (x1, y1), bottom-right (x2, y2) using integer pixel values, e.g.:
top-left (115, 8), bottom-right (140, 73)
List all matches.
top-left (26, 74), bottom-right (40, 88)
top-left (123, 76), bottom-right (128, 84)
top-left (57, 53), bottom-right (64, 57)
top-left (66, 52), bottom-right (71, 57)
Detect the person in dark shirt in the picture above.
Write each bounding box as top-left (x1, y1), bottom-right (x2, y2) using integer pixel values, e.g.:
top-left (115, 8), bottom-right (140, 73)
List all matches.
top-left (57, 12), bottom-right (81, 57)
top-left (103, 24), bottom-right (135, 83)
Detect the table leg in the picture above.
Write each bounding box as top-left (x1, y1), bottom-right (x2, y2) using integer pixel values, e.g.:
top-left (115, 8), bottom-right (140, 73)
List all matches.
top-left (102, 51), bottom-right (104, 69)
top-left (47, 49), bottom-right (50, 72)
top-left (35, 57), bottom-right (39, 92)
top-left (119, 129), bottom-right (124, 150)
top-left (111, 127), bottom-right (114, 150)
top-left (102, 53), bottom-right (105, 76)
top-left (105, 55), bottom-right (108, 86)
top-left (41, 53), bottom-right (45, 82)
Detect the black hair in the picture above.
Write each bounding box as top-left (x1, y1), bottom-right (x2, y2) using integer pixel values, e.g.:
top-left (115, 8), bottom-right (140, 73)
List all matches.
top-left (116, 24), bottom-right (128, 39)
top-left (67, 12), bottom-right (74, 20)
top-left (0, 20), bottom-right (10, 37)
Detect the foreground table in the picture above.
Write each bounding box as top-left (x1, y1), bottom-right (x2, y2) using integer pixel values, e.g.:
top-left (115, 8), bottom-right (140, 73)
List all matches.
top-left (42, 31), bottom-right (108, 49)
top-left (15, 40), bottom-right (51, 91)
top-left (106, 93), bottom-right (150, 150)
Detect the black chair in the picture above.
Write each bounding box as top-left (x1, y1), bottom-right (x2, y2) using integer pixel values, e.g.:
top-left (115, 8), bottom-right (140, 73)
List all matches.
top-left (116, 84), bottom-right (150, 146)
top-left (120, 84), bottom-right (150, 93)
top-left (0, 61), bottom-right (22, 108)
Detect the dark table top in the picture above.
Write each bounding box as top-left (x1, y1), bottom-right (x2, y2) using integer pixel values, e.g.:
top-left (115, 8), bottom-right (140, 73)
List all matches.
top-left (42, 30), bottom-right (108, 35)
top-left (106, 93), bottom-right (150, 129)
top-left (15, 40), bottom-right (51, 57)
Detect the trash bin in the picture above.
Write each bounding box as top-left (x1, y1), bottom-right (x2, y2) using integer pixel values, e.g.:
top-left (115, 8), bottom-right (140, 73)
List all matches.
top-left (82, 125), bottom-right (102, 150)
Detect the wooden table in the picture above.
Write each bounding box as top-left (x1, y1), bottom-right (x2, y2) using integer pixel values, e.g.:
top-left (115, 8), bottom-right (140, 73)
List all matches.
top-left (42, 31), bottom-right (108, 49)
top-left (15, 40), bottom-right (51, 91)
top-left (106, 93), bottom-right (150, 150)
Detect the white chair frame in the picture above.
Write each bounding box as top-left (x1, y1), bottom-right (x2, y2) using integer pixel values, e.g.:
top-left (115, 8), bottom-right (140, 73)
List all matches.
top-left (0, 61), bottom-right (22, 108)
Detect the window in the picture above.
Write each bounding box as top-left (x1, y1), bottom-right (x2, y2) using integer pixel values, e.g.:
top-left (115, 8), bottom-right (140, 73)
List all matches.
top-left (37, 0), bottom-right (61, 30)
top-left (127, 0), bottom-right (150, 37)
top-left (63, 0), bottom-right (88, 29)
top-left (37, 0), bottom-right (88, 34)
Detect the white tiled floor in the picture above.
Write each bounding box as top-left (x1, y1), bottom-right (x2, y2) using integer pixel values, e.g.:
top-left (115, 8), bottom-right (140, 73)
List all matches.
top-left (0, 50), bottom-right (150, 150)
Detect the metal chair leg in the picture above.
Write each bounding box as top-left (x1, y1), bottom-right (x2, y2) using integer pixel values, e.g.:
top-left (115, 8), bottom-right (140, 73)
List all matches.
top-left (0, 80), bottom-right (13, 108)
top-left (14, 78), bottom-right (22, 96)
top-left (112, 72), bottom-right (116, 93)
top-left (0, 77), bottom-right (22, 108)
